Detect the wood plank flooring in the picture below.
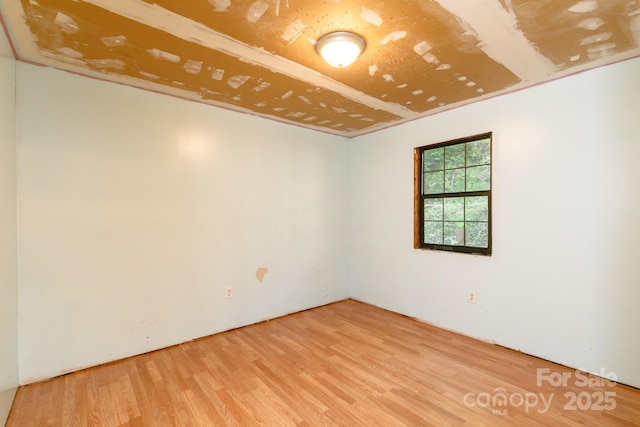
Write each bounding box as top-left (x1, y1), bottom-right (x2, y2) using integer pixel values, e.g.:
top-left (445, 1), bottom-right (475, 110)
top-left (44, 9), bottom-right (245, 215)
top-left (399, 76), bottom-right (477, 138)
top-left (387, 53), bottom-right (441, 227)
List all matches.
top-left (7, 299), bottom-right (640, 426)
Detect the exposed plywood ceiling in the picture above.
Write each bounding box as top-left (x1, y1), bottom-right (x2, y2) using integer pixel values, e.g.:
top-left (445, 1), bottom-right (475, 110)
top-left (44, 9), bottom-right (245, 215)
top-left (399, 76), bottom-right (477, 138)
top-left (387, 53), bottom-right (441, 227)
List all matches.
top-left (1, 0), bottom-right (639, 137)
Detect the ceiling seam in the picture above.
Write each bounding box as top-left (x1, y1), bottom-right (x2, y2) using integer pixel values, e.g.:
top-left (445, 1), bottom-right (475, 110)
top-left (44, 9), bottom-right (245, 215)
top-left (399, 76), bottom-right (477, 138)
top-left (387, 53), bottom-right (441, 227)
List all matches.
top-left (81, 0), bottom-right (416, 120)
top-left (436, 0), bottom-right (556, 82)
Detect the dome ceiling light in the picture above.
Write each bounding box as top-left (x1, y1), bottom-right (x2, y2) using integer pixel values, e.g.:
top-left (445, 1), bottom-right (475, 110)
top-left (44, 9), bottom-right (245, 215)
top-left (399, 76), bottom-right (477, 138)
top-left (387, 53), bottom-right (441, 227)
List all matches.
top-left (315, 31), bottom-right (366, 68)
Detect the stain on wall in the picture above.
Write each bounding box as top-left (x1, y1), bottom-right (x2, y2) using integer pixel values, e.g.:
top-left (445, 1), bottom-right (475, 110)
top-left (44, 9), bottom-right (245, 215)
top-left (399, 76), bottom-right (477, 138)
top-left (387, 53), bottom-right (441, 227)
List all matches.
top-left (255, 268), bottom-right (269, 284)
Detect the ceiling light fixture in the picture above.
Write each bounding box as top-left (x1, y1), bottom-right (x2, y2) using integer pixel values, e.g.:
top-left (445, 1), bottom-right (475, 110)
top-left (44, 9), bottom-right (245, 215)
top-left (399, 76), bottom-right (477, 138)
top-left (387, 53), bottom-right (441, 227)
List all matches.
top-left (315, 31), bottom-right (366, 68)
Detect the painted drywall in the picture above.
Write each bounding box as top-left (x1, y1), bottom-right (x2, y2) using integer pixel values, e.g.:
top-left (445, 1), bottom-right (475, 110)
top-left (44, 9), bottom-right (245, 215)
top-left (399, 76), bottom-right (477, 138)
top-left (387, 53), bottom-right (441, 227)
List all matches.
top-left (349, 57), bottom-right (640, 388)
top-left (0, 55), bottom-right (18, 424)
top-left (16, 63), bottom-right (350, 383)
top-left (12, 45), bottom-right (640, 394)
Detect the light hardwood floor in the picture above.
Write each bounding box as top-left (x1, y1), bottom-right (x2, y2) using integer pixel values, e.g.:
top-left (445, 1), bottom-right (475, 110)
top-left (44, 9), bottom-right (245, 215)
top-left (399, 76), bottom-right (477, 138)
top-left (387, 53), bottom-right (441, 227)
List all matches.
top-left (7, 299), bottom-right (640, 426)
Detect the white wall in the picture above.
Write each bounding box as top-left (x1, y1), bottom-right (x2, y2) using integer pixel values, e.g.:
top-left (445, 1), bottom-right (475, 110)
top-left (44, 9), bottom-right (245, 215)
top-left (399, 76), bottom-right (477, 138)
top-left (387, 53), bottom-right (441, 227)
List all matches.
top-left (0, 54), bottom-right (18, 424)
top-left (12, 49), bottom-right (640, 391)
top-left (16, 63), bottom-right (350, 383)
top-left (349, 57), bottom-right (640, 388)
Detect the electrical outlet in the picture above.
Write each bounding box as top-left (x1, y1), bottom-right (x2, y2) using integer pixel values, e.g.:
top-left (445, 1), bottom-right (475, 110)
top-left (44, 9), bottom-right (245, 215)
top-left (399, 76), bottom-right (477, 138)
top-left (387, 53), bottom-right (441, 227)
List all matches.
top-left (225, 287), bottom-right (233, 299)
top-left (468, 291), bottom-right (476, 304)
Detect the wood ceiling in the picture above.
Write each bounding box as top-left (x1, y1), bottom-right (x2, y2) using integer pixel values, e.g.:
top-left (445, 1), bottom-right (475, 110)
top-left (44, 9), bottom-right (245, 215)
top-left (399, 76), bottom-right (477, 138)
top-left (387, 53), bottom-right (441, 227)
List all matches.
top-left (1, 0), bottom-right (639, 137)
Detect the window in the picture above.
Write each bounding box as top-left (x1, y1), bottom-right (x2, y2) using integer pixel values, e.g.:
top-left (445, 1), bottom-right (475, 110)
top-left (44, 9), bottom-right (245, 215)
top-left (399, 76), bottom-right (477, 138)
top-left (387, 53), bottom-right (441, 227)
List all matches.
top-left (414, 133), bottom-right (492, 255)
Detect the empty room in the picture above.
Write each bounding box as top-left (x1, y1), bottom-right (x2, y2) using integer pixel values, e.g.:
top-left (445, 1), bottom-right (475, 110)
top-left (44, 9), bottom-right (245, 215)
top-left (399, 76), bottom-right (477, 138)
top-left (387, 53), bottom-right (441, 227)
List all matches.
top-left (1, 0), bottom-right (640, 425)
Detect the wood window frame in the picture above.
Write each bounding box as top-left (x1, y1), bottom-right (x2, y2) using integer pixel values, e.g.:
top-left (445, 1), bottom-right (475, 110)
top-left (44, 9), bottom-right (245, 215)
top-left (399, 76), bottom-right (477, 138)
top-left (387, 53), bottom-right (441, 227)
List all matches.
top-left (414, 132), bottom-right (492, 255)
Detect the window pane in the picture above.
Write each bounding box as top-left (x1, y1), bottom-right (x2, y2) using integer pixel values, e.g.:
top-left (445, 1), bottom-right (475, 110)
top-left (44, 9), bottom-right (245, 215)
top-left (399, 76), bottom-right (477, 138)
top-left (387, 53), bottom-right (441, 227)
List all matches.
top-left (423, 148), bottom-right (444, 172)
top-left (466, 165), bottom-right (490, 191)
top-left (467, 138), bottom-right (490, 166)
top-left (424, 198), bottom-right (443, 221)
top-left (444, 169), bottom-right (465, 193)
top-left (416, 134), bottom-right (491, 255)
top-left (465, 222), bottom-right (489, 248)
top-left (444, 198), bottom-right (464, 221)
top-left (444, 221), bottom-right (465, 246)
top-left (424, 221), bottom-right (443, 244)
top-left (445, 144), bottom-right (465, 169)
top-left (423, 171), bottom-right (444, 194)
top-left (465, 196), bottom-right (488, 221)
